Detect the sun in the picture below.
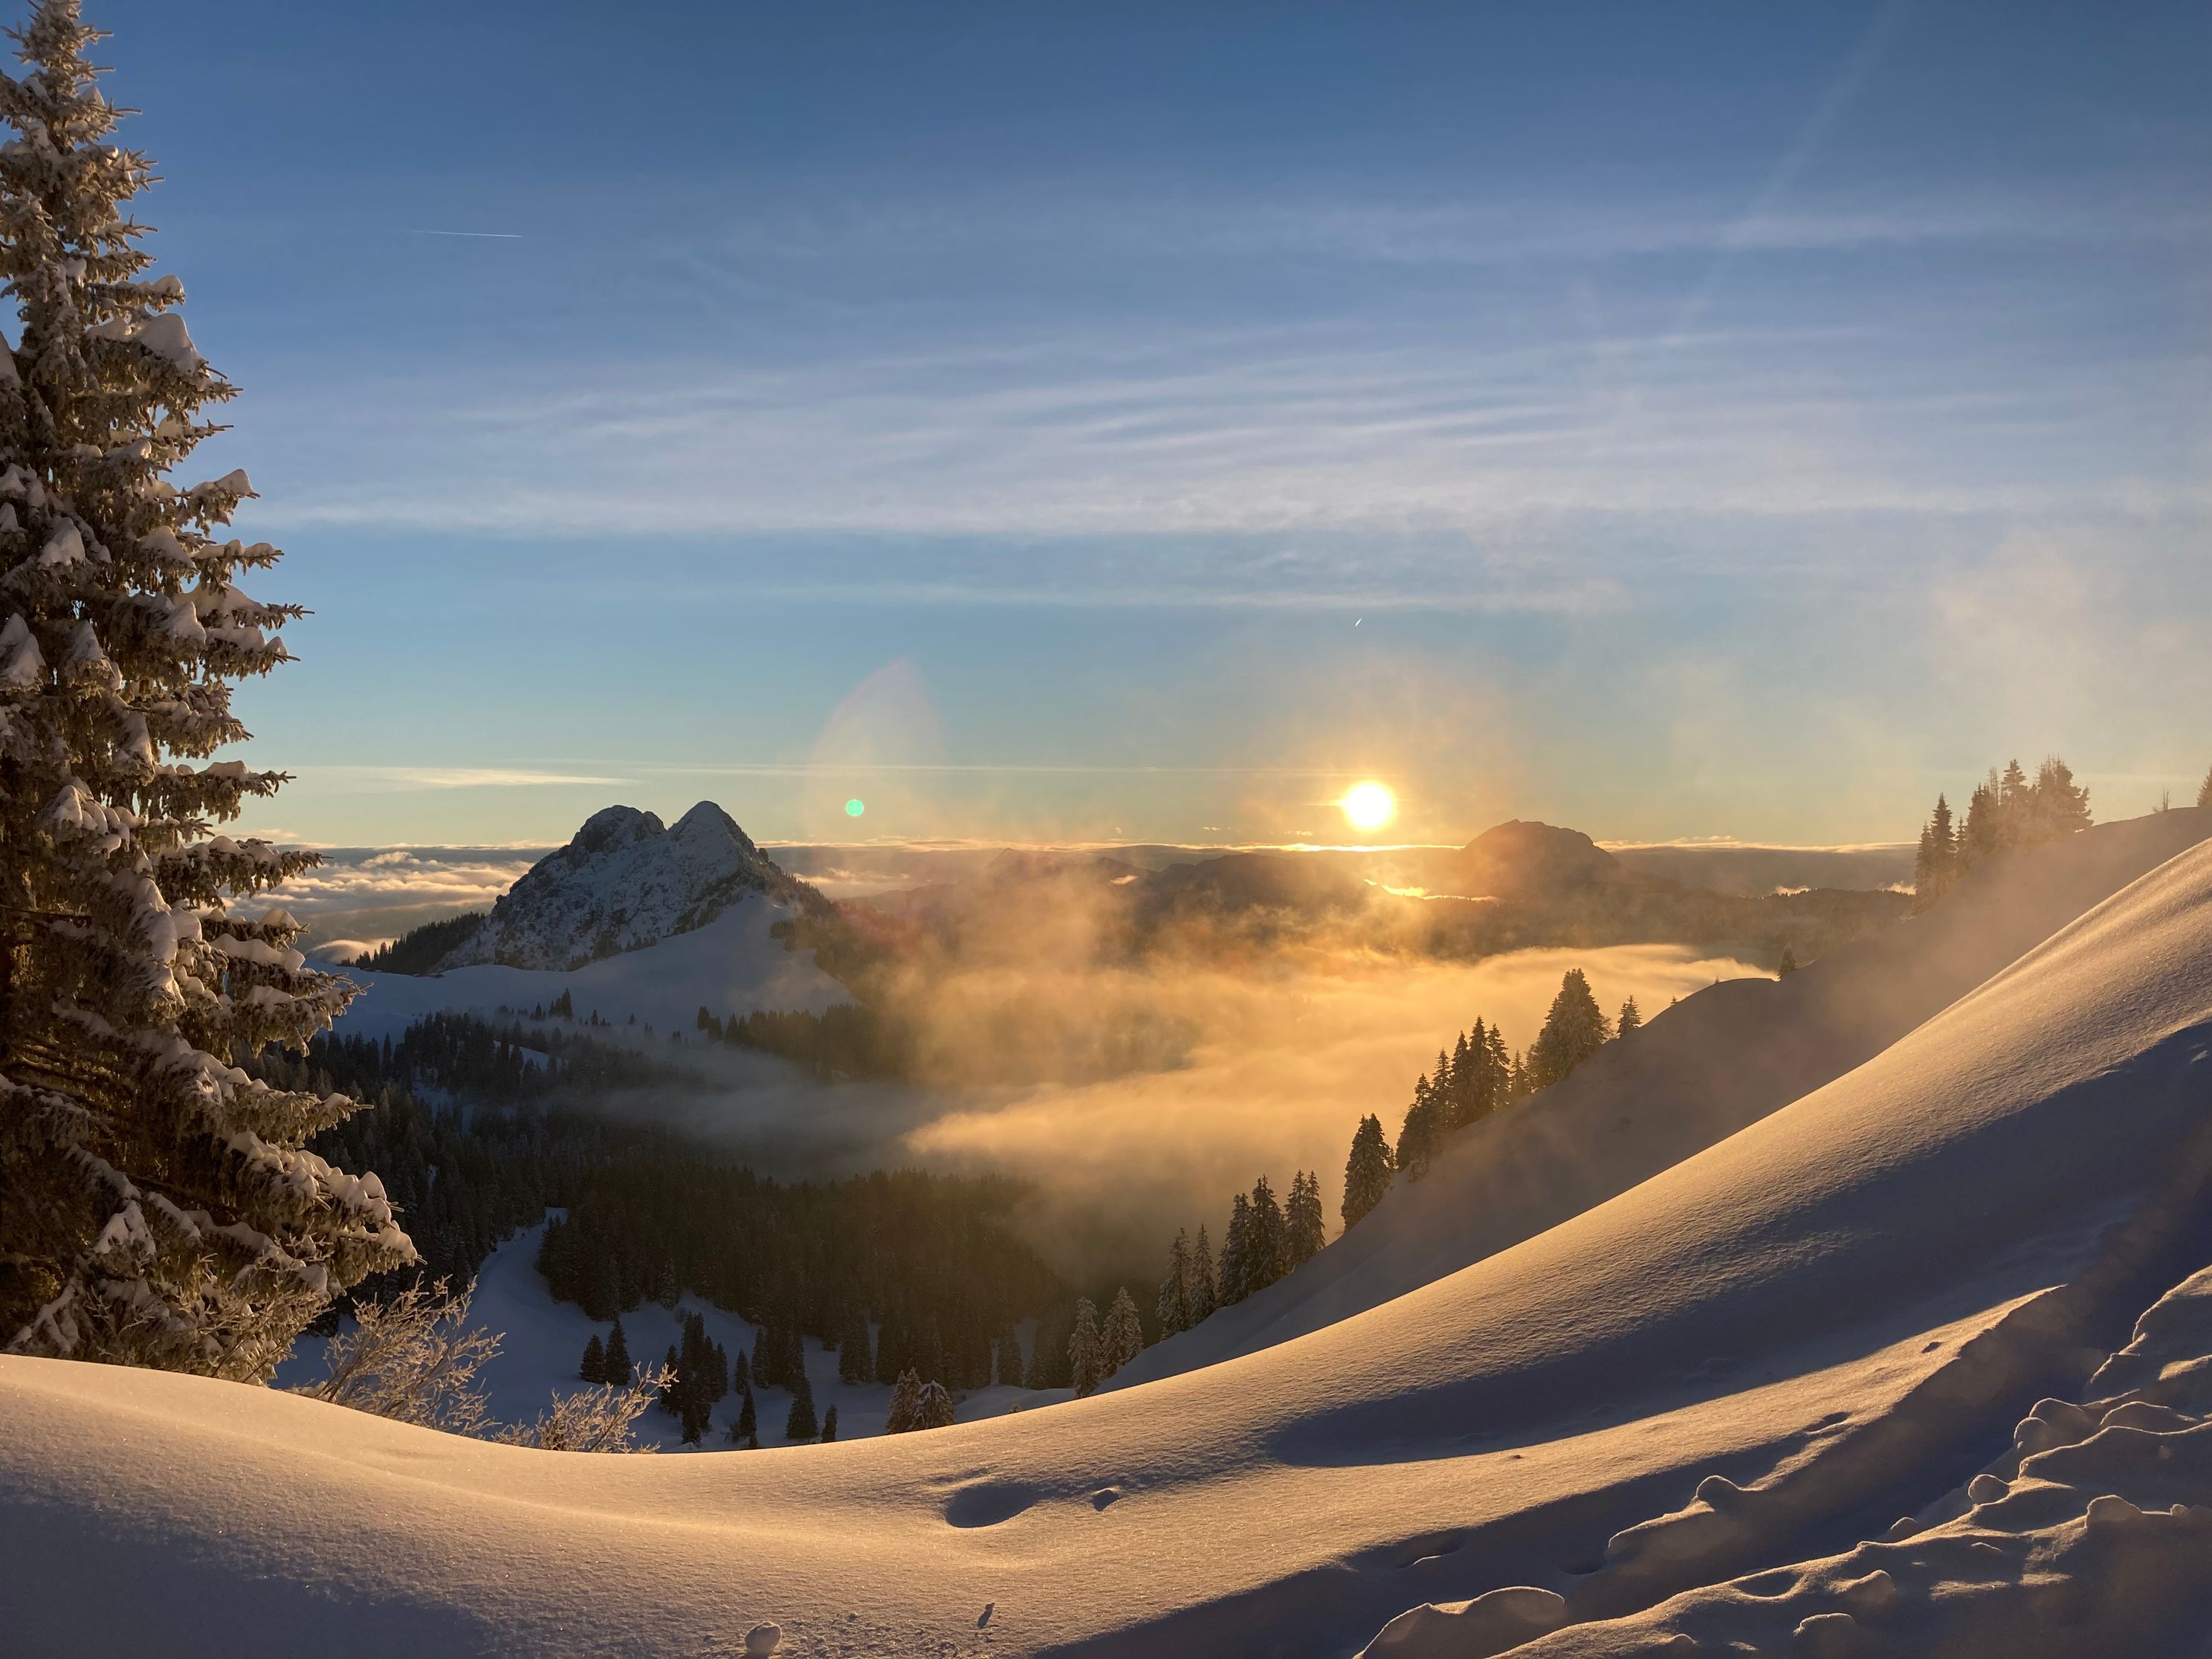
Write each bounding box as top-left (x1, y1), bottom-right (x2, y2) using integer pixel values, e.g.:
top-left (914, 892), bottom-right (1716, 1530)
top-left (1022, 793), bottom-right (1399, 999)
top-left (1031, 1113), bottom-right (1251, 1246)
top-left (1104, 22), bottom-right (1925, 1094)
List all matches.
top-left (1339, 780), bottom-right (1397, 832)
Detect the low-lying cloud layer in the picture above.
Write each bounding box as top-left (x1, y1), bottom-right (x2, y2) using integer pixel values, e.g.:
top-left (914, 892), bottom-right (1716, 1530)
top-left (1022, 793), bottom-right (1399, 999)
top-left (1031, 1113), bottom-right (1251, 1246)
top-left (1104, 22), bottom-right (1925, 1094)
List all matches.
top-left (894, 943), bottom-right (1760, 1282)
top-left (274, 847), bottom-right (546, 958)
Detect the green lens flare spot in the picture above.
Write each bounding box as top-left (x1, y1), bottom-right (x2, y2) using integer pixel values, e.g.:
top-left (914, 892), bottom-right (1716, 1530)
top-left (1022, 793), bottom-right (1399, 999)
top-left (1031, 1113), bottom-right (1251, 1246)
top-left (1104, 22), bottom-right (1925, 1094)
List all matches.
top-left (844, 798), bottom-right (865, 818)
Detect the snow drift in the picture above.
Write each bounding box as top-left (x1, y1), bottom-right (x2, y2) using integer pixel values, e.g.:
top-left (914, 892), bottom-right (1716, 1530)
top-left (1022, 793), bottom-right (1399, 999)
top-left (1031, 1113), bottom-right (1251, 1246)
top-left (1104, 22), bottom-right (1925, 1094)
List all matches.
top-left (3, 828), bottom-right (2210, 1658)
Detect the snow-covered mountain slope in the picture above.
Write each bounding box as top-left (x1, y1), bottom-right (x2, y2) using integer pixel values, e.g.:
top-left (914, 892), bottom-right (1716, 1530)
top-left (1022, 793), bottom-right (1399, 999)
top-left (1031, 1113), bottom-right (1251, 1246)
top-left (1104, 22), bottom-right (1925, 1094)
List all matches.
top-left (1114, 808), bottom-right (2212, 1388)
top-left (329, 893), bottom-right (850, 1042)
top-left (4, 835), bottom-right (2211, 1658)
top-left (436, 801), bottom-right (824, 972)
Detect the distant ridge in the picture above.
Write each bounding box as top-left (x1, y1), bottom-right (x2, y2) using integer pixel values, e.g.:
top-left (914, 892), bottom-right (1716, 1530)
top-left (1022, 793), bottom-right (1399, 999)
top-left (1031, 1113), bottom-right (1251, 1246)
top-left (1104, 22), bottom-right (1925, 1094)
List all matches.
top-left (1443, 818), bottom-right (1620, 897)
top-left (433, 802), bottom-right (827, 973)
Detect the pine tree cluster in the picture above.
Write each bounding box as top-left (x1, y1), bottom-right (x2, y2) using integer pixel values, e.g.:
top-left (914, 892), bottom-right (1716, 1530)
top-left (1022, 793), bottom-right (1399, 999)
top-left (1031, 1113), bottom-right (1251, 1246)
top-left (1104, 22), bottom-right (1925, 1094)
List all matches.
top-left (1394, 1018), bottom-right (1519, 1177)
top-left (0, 3), bottom-right (413, 1374)
top-left (525, 1150), bottom-right (1050, 1391)
top-left (579, 1314), bottom-right (633, 1383)
top-left (1525, 969), bottom-right (1612, 1094)
top-left (1912, 757), bottom-right (2092, 912)
top-left (275, 1007), bottom-right (1062, 1386)
top-left (884, 1368), bottom-right (958, 1432)
top-left (647, 1310), bottom-right (729, 1444)
top-left (1150, 1167), bottom-right (1332, 1345)
top-left (1339, 969), bottom-right (1634, 1237)
top-left (694, 1001), bottom-right (908, 1082)
top-left (354, 911), bottom-right (484, 975)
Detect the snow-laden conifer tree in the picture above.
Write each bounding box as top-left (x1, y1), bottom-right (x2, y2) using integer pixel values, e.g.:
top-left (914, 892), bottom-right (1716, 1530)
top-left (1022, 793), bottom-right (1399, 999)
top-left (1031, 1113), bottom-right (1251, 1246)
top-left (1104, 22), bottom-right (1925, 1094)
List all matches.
top-left (884, 1367), bottom-right (923, 1432)
top-left (1527, 968), bottom-right (1611, 1091)
top-left (912, 1377), bottom-right (955, 1430)
top-left (1184, 1223), bottom-right (1216, 1327)
top-left (783, 1362), bottom-right (818, 1441)
top-left (1218, 1191), bottom-right (1252, 1305)
top-left (731, 1379), bottom-right (758, 1446)
top-left (0, 0), bottom-right (409, 1377)
top-left (1911, 793), bottom-right (1959, 912)
top-left (1067, 1297), bottom-right (1104, 1397)
top-left (1244, 1176), bottom-right (1287, 1294)
top-left (1340, 1114), bottom-right (1393, 1232)
top-left (1284, 1171), bottom-right (1325, 1268)
top-left (1103, 1286), bottom-right (1143, 1376)
top-left (1156, 1227), bottom-right (1191, 1338)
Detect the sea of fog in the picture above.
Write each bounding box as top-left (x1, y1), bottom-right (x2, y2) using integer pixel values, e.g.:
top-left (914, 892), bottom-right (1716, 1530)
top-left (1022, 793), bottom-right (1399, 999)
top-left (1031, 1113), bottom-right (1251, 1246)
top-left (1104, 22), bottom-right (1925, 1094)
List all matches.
top-left (578, 942), bottom-right (1763, 1288)
top-left (275, 844), bottom-right (1772, 1287)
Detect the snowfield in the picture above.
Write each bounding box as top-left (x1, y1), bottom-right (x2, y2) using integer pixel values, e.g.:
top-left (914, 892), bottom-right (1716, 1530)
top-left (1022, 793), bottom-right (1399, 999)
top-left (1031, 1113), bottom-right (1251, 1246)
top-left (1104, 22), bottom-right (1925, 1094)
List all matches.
top-left (4, 824), bottom-right (2211, 1658)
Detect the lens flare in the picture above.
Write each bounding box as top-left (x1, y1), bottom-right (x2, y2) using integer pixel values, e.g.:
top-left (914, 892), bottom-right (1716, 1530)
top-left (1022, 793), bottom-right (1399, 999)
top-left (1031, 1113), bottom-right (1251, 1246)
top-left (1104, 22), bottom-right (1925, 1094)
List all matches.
top-left (845, 798), bottom-right (866, 818)
top-left (1339, 780), bottom-right (1396, 832)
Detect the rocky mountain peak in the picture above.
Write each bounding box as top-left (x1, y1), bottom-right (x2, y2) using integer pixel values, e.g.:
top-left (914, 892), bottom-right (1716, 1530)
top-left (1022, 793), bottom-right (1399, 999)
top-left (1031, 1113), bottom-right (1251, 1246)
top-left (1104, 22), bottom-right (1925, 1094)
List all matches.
top-left (433, 800), bottom-right (818, 972)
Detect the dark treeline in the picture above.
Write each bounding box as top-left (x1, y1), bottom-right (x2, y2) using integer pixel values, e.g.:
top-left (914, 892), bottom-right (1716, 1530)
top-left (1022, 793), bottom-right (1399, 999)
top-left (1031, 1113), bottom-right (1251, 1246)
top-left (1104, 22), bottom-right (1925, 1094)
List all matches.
top-left (261, 1015), bottom-right (1064, 1376)
top-left (1154, 1171), bottom-right (1327, 1341)
top-left (1913, 756), bottom-right (2093, 911)
top-left (1150, 968), bottom-right (1647, 1342)
top-left (696, 1003), bottom-right (911, 1081)
top-left (308, 1009), bottom-right (688, 1102)
top-left (1417, 884), bottom-right (1898, 976)
top-left (535, 1160), bottom-right (1054, 1394)
top-left (355, 911), bottom-right (486, 974)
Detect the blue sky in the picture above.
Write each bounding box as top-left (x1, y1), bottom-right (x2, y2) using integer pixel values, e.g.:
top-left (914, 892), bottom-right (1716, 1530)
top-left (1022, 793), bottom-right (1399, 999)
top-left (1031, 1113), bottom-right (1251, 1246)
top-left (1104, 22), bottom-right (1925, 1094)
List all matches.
top-left (76, 0), bottom-right (2212, 847)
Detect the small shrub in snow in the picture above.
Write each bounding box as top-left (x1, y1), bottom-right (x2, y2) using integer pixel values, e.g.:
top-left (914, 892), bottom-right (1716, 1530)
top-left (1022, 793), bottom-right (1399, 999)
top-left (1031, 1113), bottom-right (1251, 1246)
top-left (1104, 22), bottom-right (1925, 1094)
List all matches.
top-left (497, 1365), bottom-right (666, 1454)
top-left (298, 1278), bottom-right (665, 1451)
top-left (294, 1280), bottom-right (501, 1438)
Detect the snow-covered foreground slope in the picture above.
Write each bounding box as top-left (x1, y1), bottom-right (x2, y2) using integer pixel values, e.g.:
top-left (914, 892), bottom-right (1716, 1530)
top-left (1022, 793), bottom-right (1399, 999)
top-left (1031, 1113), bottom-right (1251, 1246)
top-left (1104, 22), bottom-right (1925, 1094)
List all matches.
top-left (329, 893), bottom-right (850, 1043)
top-left (1116, 808), bottom-right (2212, 1388)
top-left (1410, 1254), bottom-right (2212, 1658)
top-left (4, 836), bottom-right (2211, 1658)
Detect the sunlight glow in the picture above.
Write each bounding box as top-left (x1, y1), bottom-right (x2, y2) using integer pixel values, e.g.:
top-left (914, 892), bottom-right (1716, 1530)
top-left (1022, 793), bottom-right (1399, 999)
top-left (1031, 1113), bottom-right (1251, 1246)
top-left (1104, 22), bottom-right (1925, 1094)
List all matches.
top-left (1339, 780), bottom-right (1397, 832)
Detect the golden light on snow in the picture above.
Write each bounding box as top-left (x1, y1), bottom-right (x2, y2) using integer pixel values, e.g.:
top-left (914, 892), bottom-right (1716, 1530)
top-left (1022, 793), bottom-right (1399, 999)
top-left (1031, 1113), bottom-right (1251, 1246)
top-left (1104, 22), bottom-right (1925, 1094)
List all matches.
top-left (1339, 780), bottom-right (1396, 832)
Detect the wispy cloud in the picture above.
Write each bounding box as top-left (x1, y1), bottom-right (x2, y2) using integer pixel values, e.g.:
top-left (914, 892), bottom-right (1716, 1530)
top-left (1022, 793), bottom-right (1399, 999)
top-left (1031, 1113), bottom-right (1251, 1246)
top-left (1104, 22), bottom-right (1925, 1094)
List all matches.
top-left (311, 766), bottom-right (633, 790)
top-left (244, 308), bottom-right (2209, 560)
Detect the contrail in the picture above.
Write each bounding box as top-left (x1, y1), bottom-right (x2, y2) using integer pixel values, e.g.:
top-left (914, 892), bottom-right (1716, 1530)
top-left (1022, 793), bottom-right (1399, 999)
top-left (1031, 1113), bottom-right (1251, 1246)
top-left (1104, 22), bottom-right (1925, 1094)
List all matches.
top-left (1660, 0), bottom-right (1918, 347)
top-left (405, 230), bottom-right (524, 239)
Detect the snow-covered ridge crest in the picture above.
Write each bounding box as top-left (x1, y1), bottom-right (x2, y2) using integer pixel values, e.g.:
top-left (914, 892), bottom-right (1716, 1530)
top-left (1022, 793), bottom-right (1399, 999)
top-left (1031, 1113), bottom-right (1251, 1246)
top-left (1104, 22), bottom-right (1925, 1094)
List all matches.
top-left (433, 801), bottom-right (822, 972)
